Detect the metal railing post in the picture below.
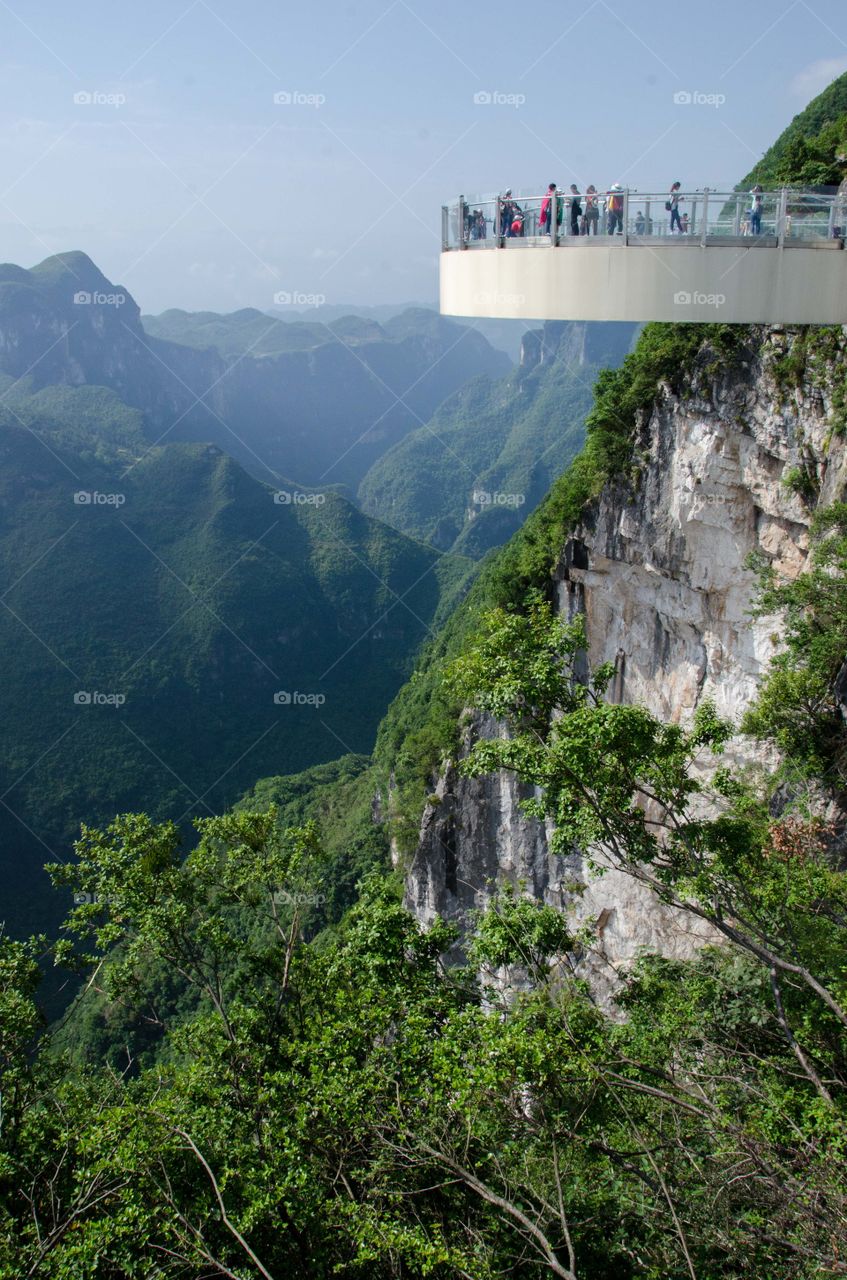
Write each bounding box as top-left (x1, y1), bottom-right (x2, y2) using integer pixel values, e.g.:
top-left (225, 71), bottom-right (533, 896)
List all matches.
top-left (777, 188), bottom-right (787, 246)
top-left (700, 188), bottom-right (709, 246)
top-left (495, 193), bottom-right (502, 247)
top-left (733, 193), bottom-right (742, 236)
top-left (550, 188), bottom-right (557, 246)
top-left (441, 205), bottom-right (448, 251)
top-left (458, 195), bottom-right (466, 249)
top-left (623, 188), bottom-right (629, 244)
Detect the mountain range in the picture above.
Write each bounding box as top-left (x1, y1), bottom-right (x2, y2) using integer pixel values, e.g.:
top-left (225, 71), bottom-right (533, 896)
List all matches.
top-left (0, 257), bottom-right (492, 938)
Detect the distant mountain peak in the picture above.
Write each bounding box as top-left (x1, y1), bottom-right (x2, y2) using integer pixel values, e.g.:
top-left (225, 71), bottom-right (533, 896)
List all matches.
top-left (28, 250), bottom-right (123, 296)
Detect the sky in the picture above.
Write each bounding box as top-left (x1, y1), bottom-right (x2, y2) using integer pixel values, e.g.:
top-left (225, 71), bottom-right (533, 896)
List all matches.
top-left (1, 0), bottom-right (846, 313)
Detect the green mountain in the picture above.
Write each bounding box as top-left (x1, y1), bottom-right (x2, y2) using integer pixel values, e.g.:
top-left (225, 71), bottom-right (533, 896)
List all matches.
top-left (137, 302), bottom-right (511, 489)
top-left (0, 255), bottom-right (509, 496)
top-left (0, 285), bottom-right (476, 940)
top-left (740, 69), bottom-right (847, 187)
top-left (358, 320), bottom-right (638, 556)
top-left (141, 307), bottom-right (383, 358)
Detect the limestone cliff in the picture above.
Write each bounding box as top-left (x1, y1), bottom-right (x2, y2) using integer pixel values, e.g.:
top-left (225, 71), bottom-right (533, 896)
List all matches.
top-left (405, 324), bottom-right (847, 995)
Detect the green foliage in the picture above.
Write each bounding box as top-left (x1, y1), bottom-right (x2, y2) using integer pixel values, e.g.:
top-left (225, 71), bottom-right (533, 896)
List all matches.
top-left (439, 584), bottom-right (847, 1273)
top-left (782, 463), bottom-right (819, 502)
top-left (468, 882), bottom-right (574, 980)
top-left (743, 503), bottom-right (847, 778)
top-left (2, 772), bottom-right (846, 1277)
top-left (768, 113), bottom-right (847, 186)
top-left (768, 326), bottom-right (847, 436)
top-left (237, 754), bottom-right (391, 929)
top-left (739, 70), bottom-right (847, 187)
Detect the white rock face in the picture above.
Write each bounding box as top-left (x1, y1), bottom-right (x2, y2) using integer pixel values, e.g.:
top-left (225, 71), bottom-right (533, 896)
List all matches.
top-left (404, 327), bottom-right (847, 994)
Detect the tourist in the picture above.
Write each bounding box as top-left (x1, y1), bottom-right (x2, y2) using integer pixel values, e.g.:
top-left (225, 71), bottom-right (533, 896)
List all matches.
top-left (569, 184), bottom-right (582, 236)
top-left (607, 184), bottom-right (624, 236)
top-left (499, 189), bottom-right (522, 238)
top-left (667, 182), bottom-right (683, 234)
top-left (539, 183), bottom-right (557, 234)
top-left (680, 212), bottom-right (689, 235)
top-left (582, 185), bottom-right (600, 235)
top-left (750, 185), bottom-right (763, 235)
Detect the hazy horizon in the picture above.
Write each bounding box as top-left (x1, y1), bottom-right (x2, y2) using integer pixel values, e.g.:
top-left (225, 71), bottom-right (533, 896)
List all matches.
top-left (1, 0), bottom-right (846, 315)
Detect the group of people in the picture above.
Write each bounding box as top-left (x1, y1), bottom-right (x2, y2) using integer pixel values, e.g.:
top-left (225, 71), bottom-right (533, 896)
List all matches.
top-left (488, 182), bottom-right (674, 239)
top-left (499, 184), bottom-right (614, 238)
top-left (464, 182), bottom-right (769, 241)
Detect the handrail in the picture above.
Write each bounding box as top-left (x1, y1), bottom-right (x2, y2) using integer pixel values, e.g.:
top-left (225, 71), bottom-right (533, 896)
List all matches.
top-left (443, 186), bottom-right (847, 250)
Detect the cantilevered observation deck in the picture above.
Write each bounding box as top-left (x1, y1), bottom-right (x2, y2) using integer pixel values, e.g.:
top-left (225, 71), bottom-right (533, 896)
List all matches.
top-left (440, 188), bottom-right (847, 324)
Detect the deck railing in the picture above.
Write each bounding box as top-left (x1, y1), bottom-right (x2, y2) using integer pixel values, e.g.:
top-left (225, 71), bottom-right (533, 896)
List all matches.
top-left (442, 187), bottom-right (847, 250)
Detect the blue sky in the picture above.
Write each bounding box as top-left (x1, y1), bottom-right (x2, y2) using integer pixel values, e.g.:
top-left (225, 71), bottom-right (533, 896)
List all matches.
top-left (1, 0), bottom-right (845, 312)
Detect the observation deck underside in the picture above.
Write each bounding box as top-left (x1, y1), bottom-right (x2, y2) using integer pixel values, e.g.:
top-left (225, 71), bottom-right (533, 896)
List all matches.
top-left (440, 241), bottom-right (847, 325)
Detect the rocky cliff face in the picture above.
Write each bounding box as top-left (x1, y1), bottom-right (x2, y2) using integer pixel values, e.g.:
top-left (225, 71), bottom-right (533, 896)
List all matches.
top-left (519, 320), bottom-right (638, 371)
top-left (405, 325), bottom-right (847, 996)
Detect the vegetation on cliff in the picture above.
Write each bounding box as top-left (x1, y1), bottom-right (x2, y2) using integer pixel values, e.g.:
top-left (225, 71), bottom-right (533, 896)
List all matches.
top-left (372, 321), bottom-right (746, 846)
top-left (739, 69), bottom-right (847, 187)
top-left (3, 73), bottom-right (847, 1280)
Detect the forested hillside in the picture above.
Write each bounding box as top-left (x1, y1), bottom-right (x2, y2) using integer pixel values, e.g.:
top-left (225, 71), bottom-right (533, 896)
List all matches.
top-left (2, 67), bottom-right (847, 1280)
top-left (358, 321), bottom-right (637, 556)
top-left (0, 351), bottom-right (474, 942)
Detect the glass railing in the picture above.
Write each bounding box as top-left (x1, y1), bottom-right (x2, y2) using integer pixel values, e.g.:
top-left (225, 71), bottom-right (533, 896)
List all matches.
top-left (443, 187), bottom-right (846, 248)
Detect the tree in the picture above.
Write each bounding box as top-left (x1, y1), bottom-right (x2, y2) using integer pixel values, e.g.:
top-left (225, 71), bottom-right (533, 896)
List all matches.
top-left (449, 591), bottom-right (847, 1274)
